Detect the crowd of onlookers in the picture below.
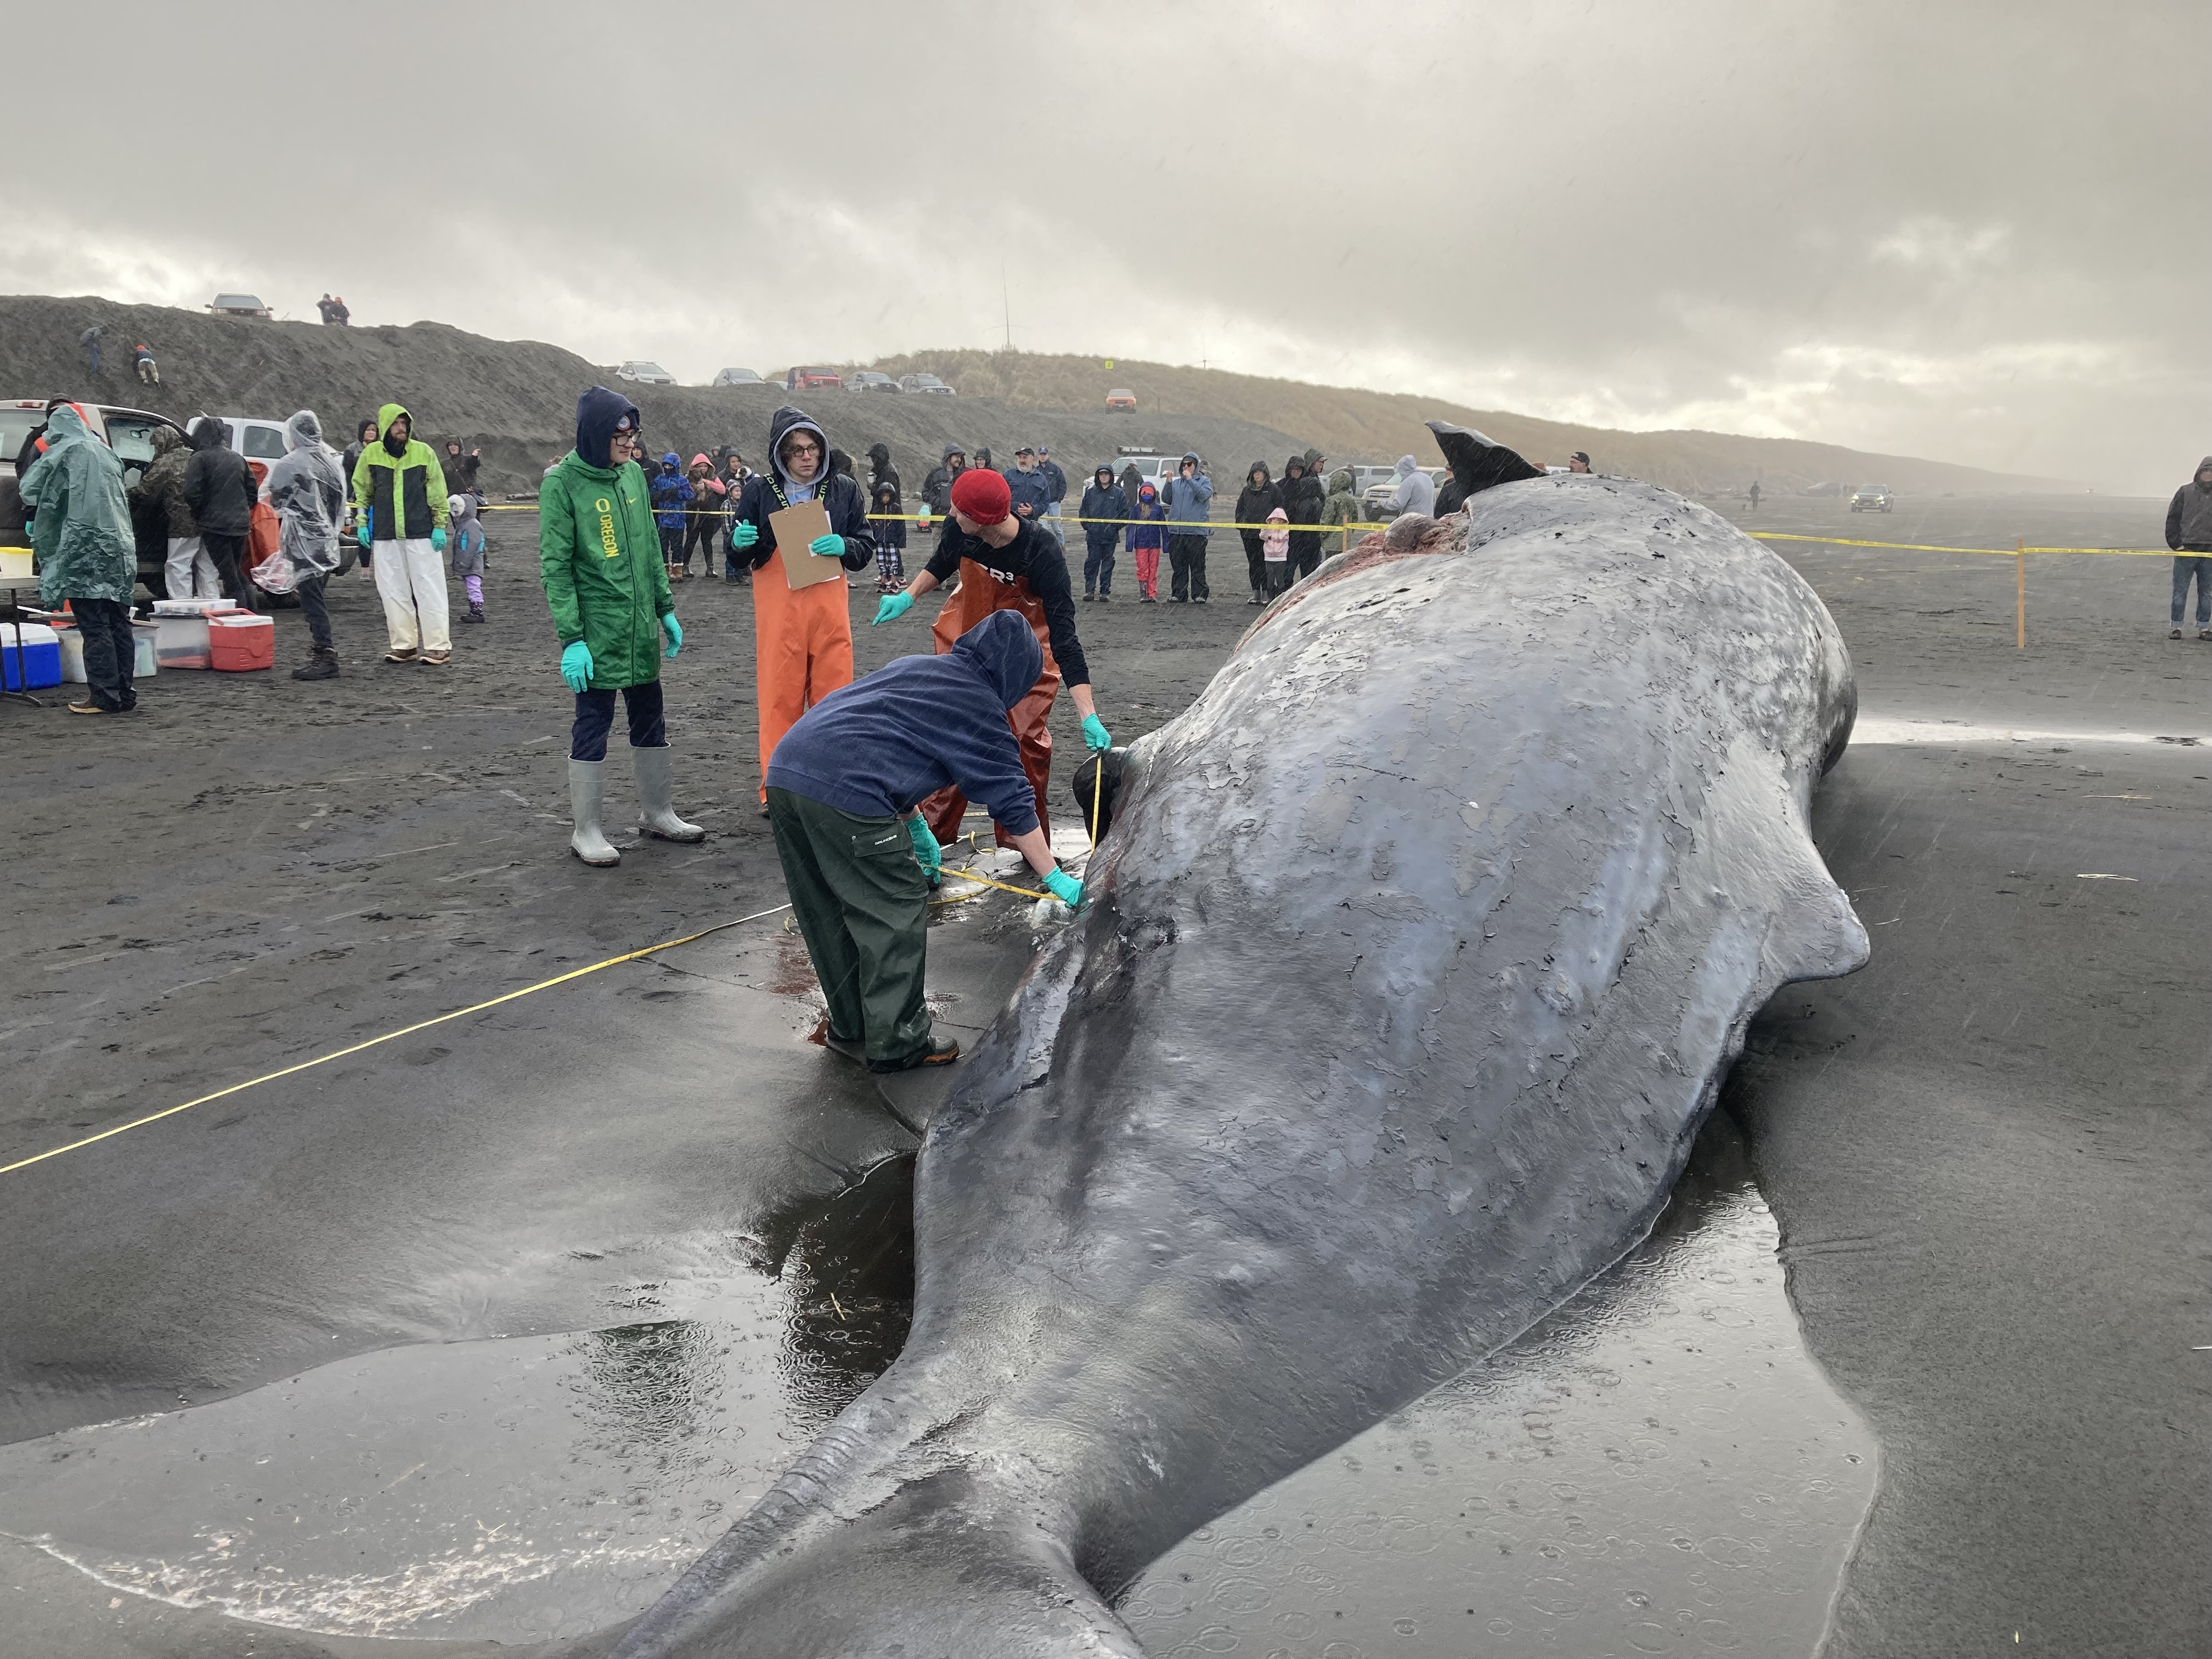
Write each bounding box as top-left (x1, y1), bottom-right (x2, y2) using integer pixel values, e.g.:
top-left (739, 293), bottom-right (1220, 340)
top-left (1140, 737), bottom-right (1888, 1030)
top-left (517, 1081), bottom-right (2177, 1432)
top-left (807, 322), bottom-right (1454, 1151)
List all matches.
top-left (573, 435), bottom-right (1449, 607)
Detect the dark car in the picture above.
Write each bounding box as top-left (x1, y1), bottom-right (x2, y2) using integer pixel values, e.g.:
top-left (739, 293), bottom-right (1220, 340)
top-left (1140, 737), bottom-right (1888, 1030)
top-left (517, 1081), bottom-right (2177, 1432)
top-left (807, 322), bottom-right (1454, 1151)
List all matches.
top-left (1849, 484), bottom-right (1893, 513)
top-left (898, 373), bottom-right (955, 396)
top-left (1, 398), bottom-right (191, 592)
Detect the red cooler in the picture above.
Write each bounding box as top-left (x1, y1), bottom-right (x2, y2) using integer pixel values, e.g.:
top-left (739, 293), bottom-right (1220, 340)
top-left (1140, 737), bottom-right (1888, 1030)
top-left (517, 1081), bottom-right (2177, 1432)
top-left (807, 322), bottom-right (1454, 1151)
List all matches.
top-left (208, 612), bottom-right (275, 671)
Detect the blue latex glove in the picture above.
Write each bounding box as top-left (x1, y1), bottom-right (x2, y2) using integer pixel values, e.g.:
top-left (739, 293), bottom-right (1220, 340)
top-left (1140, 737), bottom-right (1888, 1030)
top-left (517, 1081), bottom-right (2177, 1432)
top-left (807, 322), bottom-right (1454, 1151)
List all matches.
top-left (905, 815), bottom-right (940, 876)
top-left (1081, 714), bottom-right (1111, 753)
top-left (872, 591), bottom-right (914, 627)
top-left (660, 613), bottom-right (681, 659)
top-left (1043, 868), bottom-right (1084, 909)
top-left (730, 520), bottom-right (759, 550)
top-left (431, 526), bottom-right (447, 553)
top-left (808, 532), bottom-right (843, 558)
top-left (357, 523), bottom-right (372, 549)
top-left (560, 640), bottom-right (593, 692)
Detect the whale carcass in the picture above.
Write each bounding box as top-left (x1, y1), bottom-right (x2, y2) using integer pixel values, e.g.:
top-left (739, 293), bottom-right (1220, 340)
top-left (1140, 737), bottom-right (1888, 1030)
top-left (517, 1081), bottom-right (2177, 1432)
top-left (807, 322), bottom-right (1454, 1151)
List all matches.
top-left (615, 443), bottom-right (1869, 1657)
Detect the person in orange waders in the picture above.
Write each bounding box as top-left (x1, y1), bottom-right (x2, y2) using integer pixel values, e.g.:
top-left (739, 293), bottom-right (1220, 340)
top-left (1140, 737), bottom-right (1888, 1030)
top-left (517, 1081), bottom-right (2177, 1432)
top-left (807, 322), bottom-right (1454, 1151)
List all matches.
top-left (871, 467), bottom-right (1111, 850)
top-left (729, 407), bottom-right (877, 814)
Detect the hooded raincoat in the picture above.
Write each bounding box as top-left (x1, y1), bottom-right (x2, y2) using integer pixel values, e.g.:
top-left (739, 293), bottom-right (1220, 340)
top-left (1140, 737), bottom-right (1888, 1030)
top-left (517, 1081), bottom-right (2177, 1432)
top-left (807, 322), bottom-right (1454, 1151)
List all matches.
top-left (1385, 454), bottom-right (1436, 518)
top-left (1319, 467), bottom-right (1363, 554)
top-left (19, 404), bottom-right (135, 605)
top-left (263, 410), bottom-right (347, 581)
top-left (732, 406), bottom-right (872, 800)
top-left (538, 386), bottom-right (674, 691)
top-left (352, 403), bottom-right (449, 541)
top-left (134, 424), bottom-right (197, 539)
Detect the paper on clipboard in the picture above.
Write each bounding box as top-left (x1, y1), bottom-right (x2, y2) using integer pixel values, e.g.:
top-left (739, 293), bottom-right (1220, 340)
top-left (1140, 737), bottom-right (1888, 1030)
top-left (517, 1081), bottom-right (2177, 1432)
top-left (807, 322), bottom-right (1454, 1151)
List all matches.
top-left (769, 500), bottom-right (841, 589)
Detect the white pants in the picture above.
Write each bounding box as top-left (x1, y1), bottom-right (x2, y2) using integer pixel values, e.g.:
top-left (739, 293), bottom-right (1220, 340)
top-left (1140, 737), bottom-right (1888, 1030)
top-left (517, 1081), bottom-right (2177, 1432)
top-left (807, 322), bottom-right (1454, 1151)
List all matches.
top-left (165, 536), bottom-right (221, 600)
top-left (373, 537), bottom-right (451, 654)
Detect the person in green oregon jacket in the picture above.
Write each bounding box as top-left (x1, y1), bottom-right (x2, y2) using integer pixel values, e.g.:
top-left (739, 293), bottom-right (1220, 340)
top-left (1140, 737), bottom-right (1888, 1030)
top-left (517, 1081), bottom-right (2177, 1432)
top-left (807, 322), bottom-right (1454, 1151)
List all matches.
top-left (539, 386), bottom-right (705, 867)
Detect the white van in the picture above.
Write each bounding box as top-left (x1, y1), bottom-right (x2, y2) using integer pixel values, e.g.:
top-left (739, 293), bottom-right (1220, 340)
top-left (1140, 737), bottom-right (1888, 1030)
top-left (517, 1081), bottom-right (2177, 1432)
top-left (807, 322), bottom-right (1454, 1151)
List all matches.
top-left (187, 414), bottom-right (292, 483)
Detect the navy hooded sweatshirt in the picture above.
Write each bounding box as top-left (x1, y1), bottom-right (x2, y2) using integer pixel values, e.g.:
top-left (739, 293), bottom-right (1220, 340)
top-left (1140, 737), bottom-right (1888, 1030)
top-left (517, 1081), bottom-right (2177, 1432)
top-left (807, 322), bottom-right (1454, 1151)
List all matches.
top-left (766, 609), bottom-right (1045, 834)
top-left (574, 385), bottom-right (641, 471)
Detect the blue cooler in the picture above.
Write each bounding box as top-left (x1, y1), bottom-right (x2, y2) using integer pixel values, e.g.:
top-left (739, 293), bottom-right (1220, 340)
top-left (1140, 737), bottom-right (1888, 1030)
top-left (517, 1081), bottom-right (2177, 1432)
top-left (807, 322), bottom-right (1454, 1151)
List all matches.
top-left (1, 622), bottom-right (62, 691)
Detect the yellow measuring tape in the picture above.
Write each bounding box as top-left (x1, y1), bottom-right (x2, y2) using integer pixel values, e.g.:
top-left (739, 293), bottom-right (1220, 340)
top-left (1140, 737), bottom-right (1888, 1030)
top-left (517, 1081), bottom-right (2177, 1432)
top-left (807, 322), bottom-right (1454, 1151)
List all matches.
top-left (0, 905), bottom-right (793, 1176)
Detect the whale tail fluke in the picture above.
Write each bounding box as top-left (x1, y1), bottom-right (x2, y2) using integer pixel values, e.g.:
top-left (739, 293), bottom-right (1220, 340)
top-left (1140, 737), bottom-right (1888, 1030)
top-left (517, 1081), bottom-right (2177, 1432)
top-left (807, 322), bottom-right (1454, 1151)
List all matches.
top-left (612, 1470), bottom-right (1145, 1659)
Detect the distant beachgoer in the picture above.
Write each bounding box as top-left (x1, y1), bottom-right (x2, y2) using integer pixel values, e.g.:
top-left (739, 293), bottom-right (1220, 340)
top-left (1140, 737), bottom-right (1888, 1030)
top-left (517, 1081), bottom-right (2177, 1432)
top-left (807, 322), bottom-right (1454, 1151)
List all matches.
top-left (2163, 455), bottom-right (2212, 640)
top-left (680, 454), bottom-right (726, 578)
top-left (18, 403), bottom-right (137, 715)
top-left (1037, 443), bottom-right (1067, 546)
top-left (1320, 467), bottom-right (1362, 555)
top-left (1748, 481), bottom-right (1762, 512)
top-left (872, 477), bottom-right (907, 593)
top-left (922, 445), bottom-right (966, 517)
top-left (264, 409), bottom-right (348, 679)
top-left (1567, 450), bottom-right (1592, 475)
top-left (1004, 445), bottom-right (1052, 524)
top-left (448, 490), bottom-right (488, 623)
top-left (651, 452), bottom-right (691, 577)
top-left (867, 442), bottom-right (902, 501)
top-left (135, 425), bottom-right (219, 600)
top-left (183, 419), bottom-right (261, 611)
top-left (1080, 464), bottom-right (1127, 600)
top-left (1385, 454), bottom-right (1435, 518)
top-left (80, 325), bottom-right (104, 376)
top-left (1126, 481), bottom-right (1166, 602)
top-left (442, 439), bottom-right (482, 495)
top-left (132, 343), bottom-right (159, 386)
top-left (1281, 454), bottom-right (1326, 579)
top-left (351, 403), bottom-right (452, 662)
top-left (1261, 506), bottom-right (1292, 599)
top-left (343, 416), bottom-right (380, 571)
top-left (1162, 452), bottom-right (1214, 602)
top-left (1235, 461), bottom-right (1281, 603)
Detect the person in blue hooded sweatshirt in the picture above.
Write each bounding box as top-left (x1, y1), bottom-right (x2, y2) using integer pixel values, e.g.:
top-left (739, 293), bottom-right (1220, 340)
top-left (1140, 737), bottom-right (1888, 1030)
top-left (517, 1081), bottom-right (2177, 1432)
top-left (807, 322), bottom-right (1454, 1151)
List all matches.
top-left (650, 452), bottom-right (692, 578)
top-left (766, 608), bottom-right (1084, 1073)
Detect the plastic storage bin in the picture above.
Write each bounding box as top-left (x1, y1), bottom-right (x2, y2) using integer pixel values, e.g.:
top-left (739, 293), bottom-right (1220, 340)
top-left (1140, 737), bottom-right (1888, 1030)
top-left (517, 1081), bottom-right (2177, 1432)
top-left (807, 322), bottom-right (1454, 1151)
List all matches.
top-left (0, 622), bottom-right (63, 690)
top-left (153, 611), bottom-right (212, 669)
top-left (52, 620), bottom-right (154, 682)
top-left (209, 611), bottom-right (274, 671)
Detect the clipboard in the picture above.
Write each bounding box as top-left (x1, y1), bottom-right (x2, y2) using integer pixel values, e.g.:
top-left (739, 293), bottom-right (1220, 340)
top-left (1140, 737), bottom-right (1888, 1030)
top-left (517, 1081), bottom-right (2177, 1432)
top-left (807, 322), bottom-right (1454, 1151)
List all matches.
top-left (769, 499), bottom-right (842, 589)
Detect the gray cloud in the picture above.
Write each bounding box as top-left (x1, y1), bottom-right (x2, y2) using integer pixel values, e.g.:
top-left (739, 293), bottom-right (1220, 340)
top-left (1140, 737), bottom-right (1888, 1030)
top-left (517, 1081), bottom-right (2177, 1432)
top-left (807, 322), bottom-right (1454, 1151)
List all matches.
top-left (4, 0), bottom-right (2204, 490)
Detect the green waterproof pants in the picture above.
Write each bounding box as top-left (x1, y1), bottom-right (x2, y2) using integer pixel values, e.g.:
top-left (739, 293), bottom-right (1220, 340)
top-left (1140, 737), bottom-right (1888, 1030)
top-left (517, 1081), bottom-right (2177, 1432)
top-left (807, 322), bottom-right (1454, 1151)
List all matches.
top-left (766, 787), bottom-right (934, 1065)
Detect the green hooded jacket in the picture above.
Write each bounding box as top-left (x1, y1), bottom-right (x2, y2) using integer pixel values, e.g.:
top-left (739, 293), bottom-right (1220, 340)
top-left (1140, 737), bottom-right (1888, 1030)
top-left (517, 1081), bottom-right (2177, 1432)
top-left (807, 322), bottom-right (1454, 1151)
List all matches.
top-left (350, 402), bottom-right (449, 541)
top-left (1320, 468), bottom-right (1364, 540)
top-left (20, 405), bottom-right (137, 605)
top-left (539, 449), bottom-right (672, 690)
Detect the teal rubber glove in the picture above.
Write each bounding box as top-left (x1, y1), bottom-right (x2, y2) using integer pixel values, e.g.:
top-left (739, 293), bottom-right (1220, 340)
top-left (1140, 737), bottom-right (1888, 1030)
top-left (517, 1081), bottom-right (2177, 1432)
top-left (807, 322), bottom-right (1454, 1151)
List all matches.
top-left (905, 815), bottom-right (940, 876)
top-left (872, 591), bottom-right (914, 627)
top-left (560, 640), bottom-right (593, 692)
top-left (660, 613), bottom-right (681, 658)
top-left (1043, 868), bottom-right (1084, 909)
top-left (1081, 714), bottom-right (1111, 753)
top-left (431, 526), bottom-right (447, 553)
top-left (808, 532), bottom-right (843, 558)
top-left (730, 520), bottom-right (759, 550)
top-left (357, 523), bottom-right (372, 549)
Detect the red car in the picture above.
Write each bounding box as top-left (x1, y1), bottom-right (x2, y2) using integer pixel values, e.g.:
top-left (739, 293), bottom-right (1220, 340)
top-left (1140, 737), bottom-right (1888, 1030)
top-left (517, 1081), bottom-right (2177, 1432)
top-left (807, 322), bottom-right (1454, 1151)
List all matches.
top-left (786, 366), bottom-right (844, 391)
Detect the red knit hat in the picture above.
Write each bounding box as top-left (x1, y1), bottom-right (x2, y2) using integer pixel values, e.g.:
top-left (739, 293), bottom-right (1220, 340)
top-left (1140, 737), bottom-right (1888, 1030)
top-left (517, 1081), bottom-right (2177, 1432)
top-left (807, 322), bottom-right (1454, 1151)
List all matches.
top-left (950, 467), bottom-right (1012, 523)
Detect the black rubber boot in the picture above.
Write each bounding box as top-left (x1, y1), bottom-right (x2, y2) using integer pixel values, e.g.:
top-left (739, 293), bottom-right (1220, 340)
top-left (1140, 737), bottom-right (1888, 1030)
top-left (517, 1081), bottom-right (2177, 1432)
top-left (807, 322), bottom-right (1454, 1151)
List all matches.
top-left (292, 647), bottom-right (339, 681)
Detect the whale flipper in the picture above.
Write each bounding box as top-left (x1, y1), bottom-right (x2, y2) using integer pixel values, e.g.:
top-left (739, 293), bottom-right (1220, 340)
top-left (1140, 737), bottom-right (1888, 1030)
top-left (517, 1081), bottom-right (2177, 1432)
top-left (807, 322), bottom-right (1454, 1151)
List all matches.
top-left (1426, 418), bottom-right (1545, 503)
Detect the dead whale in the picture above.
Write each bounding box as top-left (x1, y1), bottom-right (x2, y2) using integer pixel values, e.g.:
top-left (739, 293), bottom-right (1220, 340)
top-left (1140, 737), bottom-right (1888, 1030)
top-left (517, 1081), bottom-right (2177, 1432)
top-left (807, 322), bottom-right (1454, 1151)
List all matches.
top-left (613, 460), bottom-right (1868, 1657)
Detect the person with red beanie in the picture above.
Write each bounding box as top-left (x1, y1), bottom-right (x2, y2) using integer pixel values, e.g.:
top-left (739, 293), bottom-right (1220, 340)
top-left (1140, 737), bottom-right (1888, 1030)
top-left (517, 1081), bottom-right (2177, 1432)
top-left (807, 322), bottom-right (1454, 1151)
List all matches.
top-left (870, 466), bottom-right (1110, 848)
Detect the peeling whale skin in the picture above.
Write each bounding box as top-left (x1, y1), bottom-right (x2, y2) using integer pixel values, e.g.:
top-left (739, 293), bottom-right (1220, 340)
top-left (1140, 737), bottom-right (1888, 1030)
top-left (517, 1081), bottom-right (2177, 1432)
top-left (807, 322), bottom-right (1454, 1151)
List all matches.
top-left (613, 473), bottom-right (1869, 1657)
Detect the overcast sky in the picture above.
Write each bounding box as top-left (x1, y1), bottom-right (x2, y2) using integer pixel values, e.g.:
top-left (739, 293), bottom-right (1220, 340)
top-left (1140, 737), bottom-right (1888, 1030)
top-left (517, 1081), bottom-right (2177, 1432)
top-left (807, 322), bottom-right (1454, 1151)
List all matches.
top-left (5, 1), bottom-right (2203, 491)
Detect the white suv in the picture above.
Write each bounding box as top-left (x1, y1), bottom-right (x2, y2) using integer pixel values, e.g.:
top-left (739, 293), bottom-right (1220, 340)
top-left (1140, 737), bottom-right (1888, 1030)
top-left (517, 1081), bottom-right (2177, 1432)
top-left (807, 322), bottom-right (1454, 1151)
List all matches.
top-left (616, 361), bottom-right (676, 386)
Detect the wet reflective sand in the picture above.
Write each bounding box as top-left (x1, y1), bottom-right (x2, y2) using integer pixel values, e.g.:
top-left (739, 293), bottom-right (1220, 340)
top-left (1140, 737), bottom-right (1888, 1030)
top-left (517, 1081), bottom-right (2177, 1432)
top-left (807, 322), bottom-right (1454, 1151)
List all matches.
top-left (0, 1116), bottom-right (1871, 1654)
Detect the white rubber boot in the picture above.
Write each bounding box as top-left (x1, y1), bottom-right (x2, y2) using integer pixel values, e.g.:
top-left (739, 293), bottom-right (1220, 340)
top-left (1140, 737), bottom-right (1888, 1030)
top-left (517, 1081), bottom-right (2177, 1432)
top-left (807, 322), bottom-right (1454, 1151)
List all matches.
top-left (634, 744), bottom-right (705, 842)
top-left (568, 759), bottom-right (621, 866)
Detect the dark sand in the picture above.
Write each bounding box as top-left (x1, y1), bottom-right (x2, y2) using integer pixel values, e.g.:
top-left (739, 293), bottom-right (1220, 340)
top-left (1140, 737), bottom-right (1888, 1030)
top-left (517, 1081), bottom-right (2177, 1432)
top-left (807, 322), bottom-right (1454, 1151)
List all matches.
top-left (1, 489), bottom-right (2205, 1656)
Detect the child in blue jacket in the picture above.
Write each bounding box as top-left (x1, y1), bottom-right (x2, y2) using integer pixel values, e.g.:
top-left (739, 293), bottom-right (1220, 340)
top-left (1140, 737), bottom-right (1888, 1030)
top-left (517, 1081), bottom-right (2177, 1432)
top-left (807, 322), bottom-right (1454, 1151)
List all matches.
top-left (650, 453), bottom-right (692, 577)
